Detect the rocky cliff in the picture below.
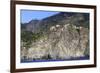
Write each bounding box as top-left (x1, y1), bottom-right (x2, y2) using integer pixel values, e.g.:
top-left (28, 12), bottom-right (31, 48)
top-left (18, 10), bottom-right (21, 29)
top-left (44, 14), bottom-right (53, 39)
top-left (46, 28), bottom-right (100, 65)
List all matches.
top-left (21, 12), bottom-right (89, 62)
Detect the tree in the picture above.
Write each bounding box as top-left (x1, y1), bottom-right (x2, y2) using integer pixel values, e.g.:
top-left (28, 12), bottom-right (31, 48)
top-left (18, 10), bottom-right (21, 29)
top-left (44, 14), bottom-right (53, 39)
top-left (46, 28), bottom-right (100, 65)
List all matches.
top-left (21, 31), bottom-right (34, 48)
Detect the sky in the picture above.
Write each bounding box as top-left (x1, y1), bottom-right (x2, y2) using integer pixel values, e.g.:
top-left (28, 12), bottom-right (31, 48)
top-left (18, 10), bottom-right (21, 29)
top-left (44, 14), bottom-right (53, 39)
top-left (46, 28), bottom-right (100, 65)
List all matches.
top-left (21, 10), bottom-right (59, 23)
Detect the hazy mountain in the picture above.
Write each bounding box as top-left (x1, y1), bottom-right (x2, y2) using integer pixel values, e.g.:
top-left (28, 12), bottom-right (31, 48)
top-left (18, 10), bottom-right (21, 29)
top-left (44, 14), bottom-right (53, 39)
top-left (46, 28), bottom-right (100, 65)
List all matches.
top-left (21, 12), bottom-right (89, 33)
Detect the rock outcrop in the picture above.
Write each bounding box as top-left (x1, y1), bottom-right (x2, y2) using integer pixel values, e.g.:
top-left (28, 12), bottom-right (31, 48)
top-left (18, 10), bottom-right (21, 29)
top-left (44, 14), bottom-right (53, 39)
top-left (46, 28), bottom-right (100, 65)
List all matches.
top-left (21, 24), bottom-right (89, 61)
top-left (21, 12), bottom-right (89, 61)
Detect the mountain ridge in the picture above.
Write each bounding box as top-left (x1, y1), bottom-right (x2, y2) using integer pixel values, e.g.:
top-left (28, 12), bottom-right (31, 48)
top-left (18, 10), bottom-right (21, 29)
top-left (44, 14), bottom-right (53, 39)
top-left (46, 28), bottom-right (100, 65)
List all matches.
top-left (21, 12), bottom-right (89, 33)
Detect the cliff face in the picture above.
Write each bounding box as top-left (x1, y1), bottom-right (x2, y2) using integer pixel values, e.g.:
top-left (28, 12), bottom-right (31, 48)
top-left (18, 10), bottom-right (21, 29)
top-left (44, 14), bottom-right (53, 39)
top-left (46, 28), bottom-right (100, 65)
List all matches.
top-left (21, 12), bottom-right (89, 61)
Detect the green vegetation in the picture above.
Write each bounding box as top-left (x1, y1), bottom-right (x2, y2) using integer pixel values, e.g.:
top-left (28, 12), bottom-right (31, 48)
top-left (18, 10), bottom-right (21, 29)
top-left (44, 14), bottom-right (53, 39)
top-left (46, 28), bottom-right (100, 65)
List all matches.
top-left (21, 31), bottom-right (43, 48)
top-left (84, 21), bottom-right (89, 28)
top-left (84, 41), bottom-right (89, 56)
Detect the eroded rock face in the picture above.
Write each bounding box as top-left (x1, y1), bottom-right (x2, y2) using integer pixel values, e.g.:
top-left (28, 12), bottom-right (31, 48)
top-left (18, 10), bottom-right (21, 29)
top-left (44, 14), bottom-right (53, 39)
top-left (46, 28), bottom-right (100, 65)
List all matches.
top-left (47, 24), bottom-right (89, 59)
top-left (21, 24), bottom-right (89, 60)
